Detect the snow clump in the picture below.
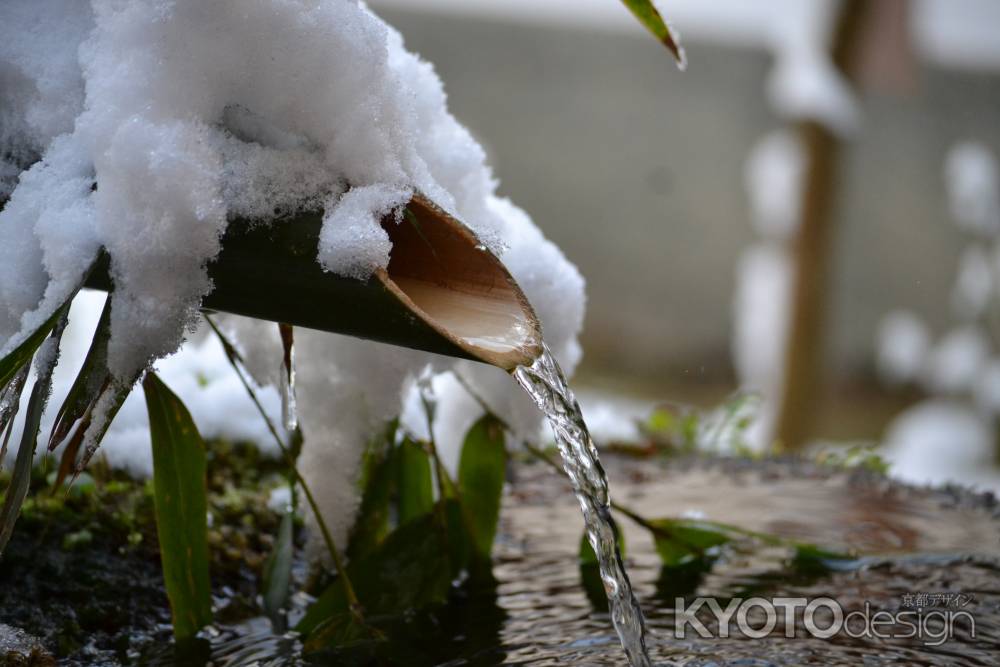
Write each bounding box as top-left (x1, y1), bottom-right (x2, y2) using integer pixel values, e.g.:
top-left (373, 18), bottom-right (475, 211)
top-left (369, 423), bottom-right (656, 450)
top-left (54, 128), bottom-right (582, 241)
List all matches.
top-left (0, 0), bottom-right (586, 545)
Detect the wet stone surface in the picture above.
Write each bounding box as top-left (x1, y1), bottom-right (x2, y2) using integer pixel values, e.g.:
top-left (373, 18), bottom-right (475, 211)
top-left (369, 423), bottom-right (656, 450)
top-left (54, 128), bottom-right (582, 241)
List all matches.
top-left (495, 456), bottom-right (1000, 665)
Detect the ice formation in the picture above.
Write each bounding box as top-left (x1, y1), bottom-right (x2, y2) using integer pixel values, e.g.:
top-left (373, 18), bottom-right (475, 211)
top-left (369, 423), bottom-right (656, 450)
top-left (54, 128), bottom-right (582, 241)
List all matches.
top-left (1, 0), bottom-right (585, 545)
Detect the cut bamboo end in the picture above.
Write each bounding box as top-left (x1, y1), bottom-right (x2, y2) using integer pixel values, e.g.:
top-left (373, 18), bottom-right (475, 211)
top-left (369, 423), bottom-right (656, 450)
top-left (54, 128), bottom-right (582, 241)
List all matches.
top-left (378, 194), bottom-right (543, 370)
top-left (79, 191), bottom-right (543, 370)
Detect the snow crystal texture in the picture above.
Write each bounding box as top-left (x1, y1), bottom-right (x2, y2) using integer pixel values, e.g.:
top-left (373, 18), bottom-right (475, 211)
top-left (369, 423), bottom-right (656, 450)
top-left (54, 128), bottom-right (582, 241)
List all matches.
top-left (1, 0), bottom-right (585, 547)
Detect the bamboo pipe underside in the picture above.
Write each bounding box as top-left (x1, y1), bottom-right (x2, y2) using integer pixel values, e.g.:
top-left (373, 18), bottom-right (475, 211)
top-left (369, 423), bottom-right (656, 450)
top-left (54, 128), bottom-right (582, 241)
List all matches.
top-left (83, 194), bottom-right (543, 370)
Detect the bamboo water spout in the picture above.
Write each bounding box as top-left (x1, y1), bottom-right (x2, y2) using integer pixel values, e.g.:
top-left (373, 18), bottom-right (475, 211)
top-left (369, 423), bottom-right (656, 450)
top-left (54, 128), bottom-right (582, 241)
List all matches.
top-left (84, 193), bottom-right (543, 370)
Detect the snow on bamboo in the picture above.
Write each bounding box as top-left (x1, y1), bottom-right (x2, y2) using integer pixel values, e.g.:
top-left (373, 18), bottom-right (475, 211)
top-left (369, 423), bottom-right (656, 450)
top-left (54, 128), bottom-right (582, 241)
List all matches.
top-left (0, 0), bottom-right (585, 542)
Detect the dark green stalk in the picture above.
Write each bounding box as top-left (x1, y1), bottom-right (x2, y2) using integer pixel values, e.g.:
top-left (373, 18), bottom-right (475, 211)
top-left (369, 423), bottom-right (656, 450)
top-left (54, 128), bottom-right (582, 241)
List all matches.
top-left (449, 372), bottom-right (513, 433)
top-left (416, 376), bottom-right (455, 499)
top-left (521, 437), bottom-right (656, 534)
top-left (203, 315), bottom-right (362, 616)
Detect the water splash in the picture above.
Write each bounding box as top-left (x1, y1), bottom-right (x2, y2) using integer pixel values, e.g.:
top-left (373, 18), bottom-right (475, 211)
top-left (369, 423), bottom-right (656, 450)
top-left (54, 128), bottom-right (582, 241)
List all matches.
top-left (513, 344), bottom-right (652, 667)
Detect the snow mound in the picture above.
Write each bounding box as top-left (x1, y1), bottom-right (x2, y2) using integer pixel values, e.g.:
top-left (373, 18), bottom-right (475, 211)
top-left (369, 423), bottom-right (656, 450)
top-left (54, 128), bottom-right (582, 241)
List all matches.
top-left (1, 0), bottom-right (586, 546)
top-left (0, 0), bottom-right (522, 382)
top-left (883, 400), bottom-right (1000, 494)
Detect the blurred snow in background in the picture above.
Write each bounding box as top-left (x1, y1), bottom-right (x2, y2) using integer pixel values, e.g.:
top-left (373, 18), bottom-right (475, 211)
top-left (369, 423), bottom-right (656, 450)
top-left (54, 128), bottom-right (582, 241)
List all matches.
top-left (875, 141), bottom-right (1000, 494)
top-left (730, 130), bottom-right (804, 452)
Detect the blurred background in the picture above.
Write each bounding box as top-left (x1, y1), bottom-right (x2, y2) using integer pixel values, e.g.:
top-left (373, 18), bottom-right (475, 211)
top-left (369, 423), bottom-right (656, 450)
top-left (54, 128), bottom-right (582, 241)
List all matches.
top-left (370, 0), bottom-right (1000, 489)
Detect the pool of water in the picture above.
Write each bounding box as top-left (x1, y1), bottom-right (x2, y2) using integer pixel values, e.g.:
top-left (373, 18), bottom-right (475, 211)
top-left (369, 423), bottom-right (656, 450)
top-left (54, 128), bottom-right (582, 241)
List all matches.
top-left (145, 455), bottom-right (999, 666)
top-left (487, 457), bottom-right (999, 665)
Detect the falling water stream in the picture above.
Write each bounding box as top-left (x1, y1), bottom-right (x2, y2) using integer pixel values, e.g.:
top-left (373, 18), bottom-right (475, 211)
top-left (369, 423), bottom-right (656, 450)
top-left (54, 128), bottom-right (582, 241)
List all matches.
top-left (513, 344), bottom-right (652, 667)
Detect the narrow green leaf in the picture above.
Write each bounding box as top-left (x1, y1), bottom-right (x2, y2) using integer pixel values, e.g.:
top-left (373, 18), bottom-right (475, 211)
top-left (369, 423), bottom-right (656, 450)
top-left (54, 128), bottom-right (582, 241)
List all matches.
top-left (397, 438), bottom-right (433, 525)
top-left (0, 365), bottom-right (29, 467)
top-left (301, 611), bottom-right (374, 655)
top-left (297, 509), bottom-right (452, 641)
top-left (457, 415), bottom-right (506, 558)
top-left (634, 514), bottom-right (857, 575)
top-left (51, 376), bottom-right (135, 489)
top-left (143, 372), bottom-right (213, 641)
top-left (647, 518), bottom-right (733, 567)
top-left (262, 505), bottom-right (295, 624)
top-left (48, 294), bottom-right (113, 452)
top-left (0, 306), bottom-right (65, 392)
top-left (0, 372), bottom-right (51, 555)
top-left (620, 0), bottom-right (686, 67)
top-left (790, 543), bottom-right (857, 574)
top-left (45, 294), bottom-right (128, 483)
top-left (0, 316), bottom-right (67, 556)
top-left (443, 498), bottom-right (473, 579)
top-left (347, 440), bottom-right (396, 561)
top-left (0, 258), bottom-right (93, 394)
top-left (355, 419), bottom-right (397, 492)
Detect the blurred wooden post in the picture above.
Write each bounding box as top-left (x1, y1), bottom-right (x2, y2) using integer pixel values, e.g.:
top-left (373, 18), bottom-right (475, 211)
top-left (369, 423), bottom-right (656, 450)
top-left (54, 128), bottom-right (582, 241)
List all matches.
top-left (773, 0), bottom-right (872, 451)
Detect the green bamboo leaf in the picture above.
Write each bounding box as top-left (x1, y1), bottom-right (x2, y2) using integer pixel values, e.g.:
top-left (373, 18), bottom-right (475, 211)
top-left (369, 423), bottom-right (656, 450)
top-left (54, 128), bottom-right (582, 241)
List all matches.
top-left (646, 518), bottom-right (733, 567)
top-left (297, 509), bottom-right (452, 641)
top-left (48, 294), bottom-right (113, 453)
top-left (301, 611), bottom-right (373, 655)
top-left (143, 372), bottom-right (213, 641)
top-left (620, 0), bottom-right (686, 68)
top-left (790, 542), bottom-right (857, 574)
top-left (0, 365), bottom-right (29, 467)
top-left (53, 378), bottom-right (134, 488)
top-left (457, 415), bottom-right (506, 558)
top-left (0, 315), bottom-right (67, 556)
top-left (0, 257), bottom-right (94, 394)
top-left (397, 438), bottom-right (433, 525)
top-left (0, 380), bottom-right (50, 556)
top-left (443, 498), bottom-right (473, 579)
top-left (262, 505), bottom-right (295, 624)
top-left (0, 303), bottom-right (66, 391)
top-left (46, 293), bottom-right (135, 484)
top-left (638, 514), bottom-right (857, 574)
top-left (347, 440), bottom-right (396, 561)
